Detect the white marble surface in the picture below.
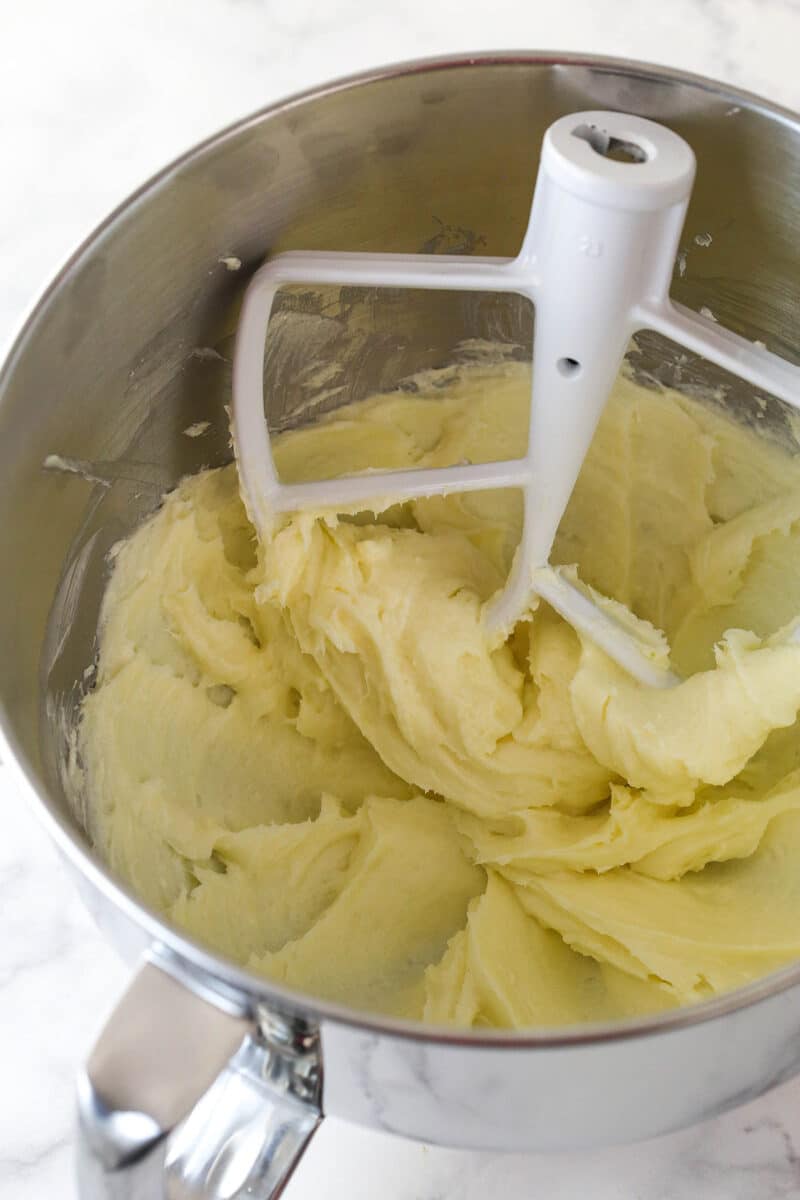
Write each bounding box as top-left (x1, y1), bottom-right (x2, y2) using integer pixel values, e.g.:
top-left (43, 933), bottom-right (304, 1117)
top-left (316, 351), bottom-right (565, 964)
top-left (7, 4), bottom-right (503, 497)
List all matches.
top-left (4, 0), bottom-right (800, 1196)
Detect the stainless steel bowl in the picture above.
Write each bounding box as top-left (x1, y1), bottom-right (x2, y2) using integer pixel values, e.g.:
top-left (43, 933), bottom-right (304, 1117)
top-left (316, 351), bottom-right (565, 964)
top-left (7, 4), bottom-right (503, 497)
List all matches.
top-left (4, 52), bottom-right (800, 1200)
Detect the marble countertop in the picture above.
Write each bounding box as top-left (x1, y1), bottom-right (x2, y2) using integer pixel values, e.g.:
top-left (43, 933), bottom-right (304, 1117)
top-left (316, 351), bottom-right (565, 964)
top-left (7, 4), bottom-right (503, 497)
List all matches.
top-left (4, 0), bottom-right (800, 1196)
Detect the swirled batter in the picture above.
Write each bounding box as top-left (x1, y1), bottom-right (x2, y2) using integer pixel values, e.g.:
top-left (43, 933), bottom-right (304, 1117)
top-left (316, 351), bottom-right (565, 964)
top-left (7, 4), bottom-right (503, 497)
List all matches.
top-left (79, 357), bottom-right (800, 1026)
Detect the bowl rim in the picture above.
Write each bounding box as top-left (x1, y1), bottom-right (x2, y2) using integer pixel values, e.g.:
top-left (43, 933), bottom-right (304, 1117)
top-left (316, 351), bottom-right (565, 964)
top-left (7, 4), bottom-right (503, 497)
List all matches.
top-left (4, 47), bottom-right (800, 1048)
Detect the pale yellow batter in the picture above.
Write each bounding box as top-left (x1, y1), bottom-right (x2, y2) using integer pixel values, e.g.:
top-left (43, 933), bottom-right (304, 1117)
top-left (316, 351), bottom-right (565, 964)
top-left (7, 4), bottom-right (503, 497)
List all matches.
top-left (79, 357), bottom-right (800, 1026)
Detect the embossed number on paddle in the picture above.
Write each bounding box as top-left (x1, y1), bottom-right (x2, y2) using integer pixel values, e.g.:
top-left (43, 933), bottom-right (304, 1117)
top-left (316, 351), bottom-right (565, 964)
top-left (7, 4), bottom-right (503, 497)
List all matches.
top-left (579, 236), bottom-right (603, 257)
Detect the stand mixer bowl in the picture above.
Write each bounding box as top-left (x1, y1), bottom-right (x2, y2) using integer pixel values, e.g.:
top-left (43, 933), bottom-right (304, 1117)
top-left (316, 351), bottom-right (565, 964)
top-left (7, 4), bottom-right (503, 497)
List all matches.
top-left (3, 53), bottom-right (800, 1199)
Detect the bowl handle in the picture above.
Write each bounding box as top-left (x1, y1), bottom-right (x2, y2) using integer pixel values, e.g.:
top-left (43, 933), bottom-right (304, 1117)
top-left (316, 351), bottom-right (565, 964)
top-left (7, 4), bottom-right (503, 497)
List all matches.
top-left (76, 955), bottom-right (322, 1198)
